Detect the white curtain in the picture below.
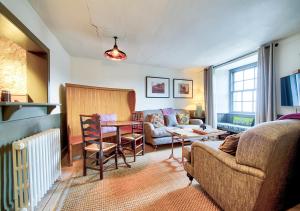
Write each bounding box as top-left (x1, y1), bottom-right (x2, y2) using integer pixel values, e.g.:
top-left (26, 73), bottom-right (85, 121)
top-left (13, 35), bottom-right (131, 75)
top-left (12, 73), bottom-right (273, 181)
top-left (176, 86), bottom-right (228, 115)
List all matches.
top-left (255, 43), bottom-right (277, 124)
top-left (204, 66), bottom-right (216, 127)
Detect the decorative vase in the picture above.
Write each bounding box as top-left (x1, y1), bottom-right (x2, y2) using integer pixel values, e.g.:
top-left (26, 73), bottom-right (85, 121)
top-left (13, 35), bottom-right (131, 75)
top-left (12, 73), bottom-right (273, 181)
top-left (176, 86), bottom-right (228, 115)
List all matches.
top-left (195, 105), bottom-right (202, 117)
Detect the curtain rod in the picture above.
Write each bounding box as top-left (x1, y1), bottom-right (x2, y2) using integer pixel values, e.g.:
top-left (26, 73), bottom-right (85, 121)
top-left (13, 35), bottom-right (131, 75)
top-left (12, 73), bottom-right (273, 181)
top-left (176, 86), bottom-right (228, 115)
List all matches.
top-left (213, 50), bottom-right (258, 69)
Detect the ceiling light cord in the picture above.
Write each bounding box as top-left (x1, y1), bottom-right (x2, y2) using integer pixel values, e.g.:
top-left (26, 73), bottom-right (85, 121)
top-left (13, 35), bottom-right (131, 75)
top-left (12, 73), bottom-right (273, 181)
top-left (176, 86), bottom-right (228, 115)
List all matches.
top-left (85, 0), bottom-right (101, 38)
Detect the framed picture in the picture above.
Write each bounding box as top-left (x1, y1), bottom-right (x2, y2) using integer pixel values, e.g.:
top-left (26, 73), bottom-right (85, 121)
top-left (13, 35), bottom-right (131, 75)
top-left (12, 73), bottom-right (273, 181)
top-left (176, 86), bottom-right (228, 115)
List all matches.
top-left (146, 76), bottom-right (170, 98)
top-left (173, 79), bottom-right (193, 98)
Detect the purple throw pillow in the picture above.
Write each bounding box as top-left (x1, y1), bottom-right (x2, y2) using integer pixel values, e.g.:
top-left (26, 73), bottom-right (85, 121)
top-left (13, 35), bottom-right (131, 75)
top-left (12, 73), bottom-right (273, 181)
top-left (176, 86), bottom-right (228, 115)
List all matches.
top-left (97, 113), bottom-right (117, 133)
top-left (278, 113), bottom-right (300, 120)
top-left (161, 108), bottom-right (175, 116)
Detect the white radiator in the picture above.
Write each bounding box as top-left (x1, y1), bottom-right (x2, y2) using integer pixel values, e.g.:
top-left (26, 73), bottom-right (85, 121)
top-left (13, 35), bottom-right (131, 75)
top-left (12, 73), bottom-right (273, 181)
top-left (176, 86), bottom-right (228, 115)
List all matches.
top-left (12, 129), bottom-right (61, 211)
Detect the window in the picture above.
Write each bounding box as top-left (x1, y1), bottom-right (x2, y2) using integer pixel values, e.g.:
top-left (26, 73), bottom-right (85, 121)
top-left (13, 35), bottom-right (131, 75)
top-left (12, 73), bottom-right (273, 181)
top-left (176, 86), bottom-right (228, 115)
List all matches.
top-left (230, 63), bottom-right (257, 113)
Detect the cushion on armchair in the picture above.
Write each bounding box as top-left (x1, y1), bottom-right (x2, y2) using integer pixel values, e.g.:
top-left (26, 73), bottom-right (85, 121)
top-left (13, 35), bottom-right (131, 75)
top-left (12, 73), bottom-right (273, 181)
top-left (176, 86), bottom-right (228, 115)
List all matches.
top-left (219, 133), bottom-right (242, 156)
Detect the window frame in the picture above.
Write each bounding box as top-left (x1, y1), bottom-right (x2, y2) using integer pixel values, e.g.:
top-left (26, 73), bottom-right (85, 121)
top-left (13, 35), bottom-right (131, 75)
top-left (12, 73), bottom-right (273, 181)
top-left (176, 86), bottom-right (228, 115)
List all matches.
top-left (229, 62), bottom-right (257, 114)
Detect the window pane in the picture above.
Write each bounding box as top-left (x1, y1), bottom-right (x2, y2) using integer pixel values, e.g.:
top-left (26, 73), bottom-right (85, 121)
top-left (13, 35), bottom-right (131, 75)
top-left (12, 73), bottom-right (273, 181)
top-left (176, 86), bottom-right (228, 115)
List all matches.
top-left (234, 71), bottom-right (243, 81)
top-left (234, 81), bottom-right (243, 91)
top-left (244, 68), bottom-right (255, 80)
top-left (242, 102), bottom-right (253, 112)
top-left (243, 91), bottom-right (253, 101)
top-left (230, 65), bottom-right (257, 114)
top-left (233, 92), bottom-right (242, 101)
top-left (233, 102), bottom-right (241, 112)
top-left (244, 79), bottom-right (255, 89)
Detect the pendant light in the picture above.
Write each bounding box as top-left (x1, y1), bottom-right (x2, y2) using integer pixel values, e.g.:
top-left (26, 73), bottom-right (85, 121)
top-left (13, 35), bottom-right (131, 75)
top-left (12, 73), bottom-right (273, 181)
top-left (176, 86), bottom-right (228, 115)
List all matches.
top-left (104, 36), bottom-right (127, 61)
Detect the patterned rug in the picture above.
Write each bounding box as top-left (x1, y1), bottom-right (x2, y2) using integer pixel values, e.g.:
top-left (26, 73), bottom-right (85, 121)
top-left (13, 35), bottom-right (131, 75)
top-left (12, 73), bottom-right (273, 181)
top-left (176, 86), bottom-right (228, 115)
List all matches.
top-left (59, 147), bottom-right (221, 211)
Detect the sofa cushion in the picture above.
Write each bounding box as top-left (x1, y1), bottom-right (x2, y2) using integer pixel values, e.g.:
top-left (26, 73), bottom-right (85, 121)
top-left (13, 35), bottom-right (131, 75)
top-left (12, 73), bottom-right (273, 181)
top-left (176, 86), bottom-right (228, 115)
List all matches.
top-left (164, 114), bottom-right (178, 127)
top-left (142, 109), bottom-right (163, 121)
top-left (151, 127), bottom-right (173, 138)
top-left (219, 133), bottom-right (242, 156)
top-left (278, 113), bottom-right (300, 120)
top-left (93, 113), bottom-right (117, 133)
top-left (161, 108), bottom-right (175, 115)
top-left (232, 116), bottom-right (254, 126)
top-left (147, 113), bottom-right (165, 128)
top-left (177, 113), bottom-right (190, 125)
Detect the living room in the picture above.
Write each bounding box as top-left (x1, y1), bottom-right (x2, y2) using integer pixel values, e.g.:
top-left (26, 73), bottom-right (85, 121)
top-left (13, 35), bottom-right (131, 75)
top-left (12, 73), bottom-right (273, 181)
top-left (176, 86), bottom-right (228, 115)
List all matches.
top-left (1, 0), bottom-right (300, 211)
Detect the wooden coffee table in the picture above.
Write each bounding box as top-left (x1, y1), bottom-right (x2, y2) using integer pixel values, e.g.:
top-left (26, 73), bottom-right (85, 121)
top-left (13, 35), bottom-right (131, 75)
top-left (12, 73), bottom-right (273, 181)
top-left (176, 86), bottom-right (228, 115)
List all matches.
top-left (166, 127), bottom-right (227, 163)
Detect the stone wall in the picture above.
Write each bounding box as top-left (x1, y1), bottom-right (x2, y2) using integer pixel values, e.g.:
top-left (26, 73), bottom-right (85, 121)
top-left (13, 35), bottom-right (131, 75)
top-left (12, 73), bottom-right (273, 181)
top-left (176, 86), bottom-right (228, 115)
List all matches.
top-left (0, 37), bottom-right (27, 95)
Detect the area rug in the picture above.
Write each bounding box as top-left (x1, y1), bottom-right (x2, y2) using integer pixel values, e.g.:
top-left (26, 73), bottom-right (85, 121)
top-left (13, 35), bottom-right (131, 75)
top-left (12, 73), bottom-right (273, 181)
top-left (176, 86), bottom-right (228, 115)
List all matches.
top-left (59, 147), bottom-right (221, 211)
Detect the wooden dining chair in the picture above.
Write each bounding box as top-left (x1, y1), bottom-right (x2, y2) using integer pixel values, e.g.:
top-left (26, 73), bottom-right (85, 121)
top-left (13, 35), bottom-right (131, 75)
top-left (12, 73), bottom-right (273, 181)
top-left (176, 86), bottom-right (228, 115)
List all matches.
top-left (80, 114), bottom-right (118, 180)
top-left (121, 112), bottom-right (145, 162)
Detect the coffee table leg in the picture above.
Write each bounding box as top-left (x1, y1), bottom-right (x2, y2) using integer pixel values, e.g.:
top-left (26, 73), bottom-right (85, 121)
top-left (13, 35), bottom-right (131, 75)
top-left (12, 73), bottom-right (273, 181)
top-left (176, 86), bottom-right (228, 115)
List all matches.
top-left (117, 127), bottom-right (131, 168)
top-left (169, 135), bottom-right (174, 159)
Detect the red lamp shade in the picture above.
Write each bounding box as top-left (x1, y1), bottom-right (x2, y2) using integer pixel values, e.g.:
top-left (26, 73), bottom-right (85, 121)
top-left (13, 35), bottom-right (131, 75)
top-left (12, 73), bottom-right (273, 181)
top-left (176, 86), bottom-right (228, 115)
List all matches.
top-left (104, 36), bottom-right (127, 61)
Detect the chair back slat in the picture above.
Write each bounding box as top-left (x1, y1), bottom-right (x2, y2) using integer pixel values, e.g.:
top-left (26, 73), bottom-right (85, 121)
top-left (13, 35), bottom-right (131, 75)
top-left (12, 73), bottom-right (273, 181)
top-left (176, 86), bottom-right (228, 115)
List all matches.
top-left (82, 119), bottom-right (97, 125)
top-left (83, 133), bottom-right (101, 139)
top-left (80, 114), bottom-right (103, 151)
top-left (132, 111), bottom-right (144, 131)
top-left (83, 126), bottom-right (98, 133)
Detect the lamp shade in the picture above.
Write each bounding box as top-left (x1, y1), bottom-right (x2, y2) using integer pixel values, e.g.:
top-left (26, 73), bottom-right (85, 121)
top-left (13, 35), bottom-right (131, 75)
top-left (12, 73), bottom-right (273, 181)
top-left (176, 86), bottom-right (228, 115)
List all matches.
top-left (104, 36), bottom-right (127, 61)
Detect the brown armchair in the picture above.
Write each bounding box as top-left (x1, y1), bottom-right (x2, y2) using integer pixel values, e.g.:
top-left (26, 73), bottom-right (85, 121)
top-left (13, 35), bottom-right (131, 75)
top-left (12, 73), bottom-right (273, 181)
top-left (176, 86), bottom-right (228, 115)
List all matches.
top-left (184, 120), bottom-right (300, 211)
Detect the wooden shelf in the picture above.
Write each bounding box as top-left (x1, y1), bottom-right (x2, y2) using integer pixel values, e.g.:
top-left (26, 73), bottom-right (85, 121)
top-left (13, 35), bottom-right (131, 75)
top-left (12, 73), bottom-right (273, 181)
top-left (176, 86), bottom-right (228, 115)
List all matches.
top-left (0, 102), bottom-right (60, 121)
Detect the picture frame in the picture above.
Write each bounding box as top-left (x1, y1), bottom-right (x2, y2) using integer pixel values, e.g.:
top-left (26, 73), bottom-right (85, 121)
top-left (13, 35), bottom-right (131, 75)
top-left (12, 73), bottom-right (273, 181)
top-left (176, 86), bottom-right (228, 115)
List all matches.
top-left (173, 79), bottom-right (193, 98)
top-left (146, 76), bottom-right (170, 98)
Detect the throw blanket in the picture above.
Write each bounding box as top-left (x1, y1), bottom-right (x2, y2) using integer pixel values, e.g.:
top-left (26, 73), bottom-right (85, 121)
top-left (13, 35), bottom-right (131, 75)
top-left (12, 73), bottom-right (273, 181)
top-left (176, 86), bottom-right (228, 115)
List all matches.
top-left (278, 113), bottom-right (300, 120)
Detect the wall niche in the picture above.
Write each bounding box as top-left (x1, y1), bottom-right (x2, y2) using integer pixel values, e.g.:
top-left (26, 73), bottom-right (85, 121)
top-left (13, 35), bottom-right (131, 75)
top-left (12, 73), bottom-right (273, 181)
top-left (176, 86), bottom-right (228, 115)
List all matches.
top-left (0, 10), bottom-right (49, 103)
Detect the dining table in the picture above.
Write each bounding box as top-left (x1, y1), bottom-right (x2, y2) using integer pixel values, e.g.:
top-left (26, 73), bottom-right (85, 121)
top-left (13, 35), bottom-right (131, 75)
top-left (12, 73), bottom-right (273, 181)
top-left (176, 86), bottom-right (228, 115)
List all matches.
top-left (102, 120), bottom-right (142, 168)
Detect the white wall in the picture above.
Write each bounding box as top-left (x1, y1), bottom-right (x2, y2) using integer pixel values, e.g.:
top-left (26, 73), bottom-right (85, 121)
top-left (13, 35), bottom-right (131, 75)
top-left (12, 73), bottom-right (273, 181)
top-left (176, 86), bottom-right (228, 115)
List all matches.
top-left (1, 0), bottom-right (71, 113)
top-left (70, 57), bottom-right (204, 111)
top-left (274, 33), bottom-right (300, 115)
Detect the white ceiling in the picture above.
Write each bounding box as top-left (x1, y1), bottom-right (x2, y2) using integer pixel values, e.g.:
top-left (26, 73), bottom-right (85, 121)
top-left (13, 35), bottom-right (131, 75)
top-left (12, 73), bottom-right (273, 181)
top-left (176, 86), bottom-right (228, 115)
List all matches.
top-left (28, 0), bottom-right (300, 69)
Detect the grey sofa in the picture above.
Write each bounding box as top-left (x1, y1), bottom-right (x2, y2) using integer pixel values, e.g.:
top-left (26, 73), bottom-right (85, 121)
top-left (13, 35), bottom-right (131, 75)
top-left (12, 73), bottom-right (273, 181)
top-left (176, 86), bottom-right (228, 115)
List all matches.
top-left (140, 109), bottom-right (203, 147)
top-left (183, 119), bottom-right (300, 211)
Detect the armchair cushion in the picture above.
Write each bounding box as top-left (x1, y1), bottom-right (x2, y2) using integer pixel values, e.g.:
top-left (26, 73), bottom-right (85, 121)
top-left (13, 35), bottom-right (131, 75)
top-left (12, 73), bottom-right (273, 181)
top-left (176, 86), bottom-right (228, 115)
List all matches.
top-left (219, 133), bottom-right (242, 156)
